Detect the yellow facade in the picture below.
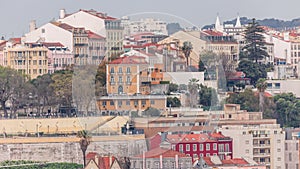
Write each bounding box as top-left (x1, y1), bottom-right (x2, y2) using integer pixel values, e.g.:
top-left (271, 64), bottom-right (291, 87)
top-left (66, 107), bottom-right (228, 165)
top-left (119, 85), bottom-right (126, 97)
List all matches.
top-left (97, 95), bottom-right (166, 112)
top-left (3, 45), bottom-right (48, 79)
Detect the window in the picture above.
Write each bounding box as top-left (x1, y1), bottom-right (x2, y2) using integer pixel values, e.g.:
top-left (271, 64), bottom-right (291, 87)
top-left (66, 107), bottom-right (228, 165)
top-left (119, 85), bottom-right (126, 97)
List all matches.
top-left (246, 149), bottom-right (249, 153)
top-left (126, 100), bottom-right (130, 106)
top-left (150, 100), bottom-right (155, 105)
top-left (285, 143), bottom-right (288, 151)
top-left (289, 153), bottom-right (292, 161)
top-left (206, 153), bottom-right (210, 157)
top-left (110, 76), bottom-right (114, 83)
top-left (102, 101), bottom-right (106, 106)
top-left (277, 148), bottom-right (281, 152)
top-left (193, 144), bottom-right (197, 151)
top-left (126, 76), bottom-right (130, 84)
top-left (296, 143), bottom-right (299, 150)
top-left (179, 144), bottom-right (183, 152)
top-left (118, 76), bottom-right (122, 83)
top-left (199, 153), bottom-right (203, 157)
top-left (171, 145), bottom-right (175, 150)
top-left (199, 144), bottom-right (203, 151)
top-left (193, 154), bottom-right (198, 158)
top-left (213, 153), bottom-right (217, 156)
top-left (126, 67), bottom-right (130, 73)
top-left (110, 67), bottom-right (114, 73)
top-left (213, 143), bottom-right (217, 150)
top-left (118, 100), bottom-right (122, 106)
top-left (277, 157), bottom-right (281, 161)
top-left (186, 144), bottom-right (190, 151)
top-left (206, 143), bottom-right (210, 151)
top-left (110, 101), bottom-right (114, 106)
top-left (134, 100), bottom-right (138, 106)
top-left (218, 144), bottom-right (224, 152)
top-left (118, 67), bottom-right (122, 73)
top-left (277, 139), bottom-right (281, 143)
top-left (245, 140), bottom-right (249, 144)
top-left (225, 144), bottom-right (229, 152)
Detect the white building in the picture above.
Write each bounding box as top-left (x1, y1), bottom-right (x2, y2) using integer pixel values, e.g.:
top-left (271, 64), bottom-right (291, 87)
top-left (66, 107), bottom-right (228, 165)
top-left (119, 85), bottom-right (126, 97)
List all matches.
top-left (266, 79), bottom-right (300, 98)
top-left (128, 18), bottom-right (168, 35)
top-left (218, 124), bottom-right (285, 169)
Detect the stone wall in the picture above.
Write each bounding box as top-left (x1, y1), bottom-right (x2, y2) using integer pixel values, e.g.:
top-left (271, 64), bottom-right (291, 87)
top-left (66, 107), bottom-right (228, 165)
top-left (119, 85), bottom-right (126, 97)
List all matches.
top-left (0, 136), bottom-right (147, 164)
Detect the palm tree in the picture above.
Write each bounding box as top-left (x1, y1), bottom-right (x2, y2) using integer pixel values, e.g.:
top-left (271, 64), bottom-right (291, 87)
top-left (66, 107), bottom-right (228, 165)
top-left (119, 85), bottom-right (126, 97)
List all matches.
top-left (256, 78), bottom-right (267, 112)
top-left (77, 130), bottom-right (91, 167)
top-left (182, 41), bottom-right (193, 67)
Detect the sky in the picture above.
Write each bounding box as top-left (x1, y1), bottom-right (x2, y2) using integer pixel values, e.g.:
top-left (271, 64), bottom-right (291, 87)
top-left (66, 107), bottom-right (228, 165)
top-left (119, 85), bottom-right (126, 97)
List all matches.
top-left (1, 0), bottom-right (300, 38)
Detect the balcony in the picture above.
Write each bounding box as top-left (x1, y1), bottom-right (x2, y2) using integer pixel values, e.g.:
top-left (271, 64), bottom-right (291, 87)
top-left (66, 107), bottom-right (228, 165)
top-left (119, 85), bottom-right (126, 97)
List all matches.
top-left (253, 152), bottom-right (271, 157)
top-left (253, 134), bottom-right (269, 138)
top-left (253, 144), bottom-right (271, 148)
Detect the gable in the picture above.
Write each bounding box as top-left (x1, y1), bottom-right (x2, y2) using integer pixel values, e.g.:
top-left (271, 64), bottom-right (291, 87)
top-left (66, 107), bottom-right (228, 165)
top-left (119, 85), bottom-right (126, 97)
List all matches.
top-left (110, 160), bottom-right (122, 169)
top-left (85, 159), bottom-right (99, 169)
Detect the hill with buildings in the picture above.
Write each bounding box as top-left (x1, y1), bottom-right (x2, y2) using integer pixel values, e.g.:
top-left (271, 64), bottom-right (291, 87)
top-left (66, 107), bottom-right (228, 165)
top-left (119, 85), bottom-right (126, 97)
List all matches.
top-left (202, 17), bottom-right (300, 30)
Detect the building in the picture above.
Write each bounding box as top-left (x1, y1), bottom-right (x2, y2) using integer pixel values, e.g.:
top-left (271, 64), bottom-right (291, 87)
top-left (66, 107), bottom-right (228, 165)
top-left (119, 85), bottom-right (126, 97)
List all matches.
top-left (85, 152), bottom-right (122, 169)
top-left (266, 79), bottom-right (300, 98)
top-left (130, 147), bottom-right (192, 169)
top-left (27, 42), bottom-right (73, 74)
top-left (2, 41), bottom-right (48, 79)
top-left (87, 30), bottom-right (106, 65)
top-left (218, 124), bottom-right (285, 169)
top-left (105, 19), bottom-right (124, 60)
top-left (284, 128), bottom-right (300, 169)
top-left (127, 18), bottom-right (168, 35)
top-left (97, 94), bottom-right (167, 115)
top-left (150, 132), bottom-right (233, 162)
top-left (195, 156), bottom-right (266, 169)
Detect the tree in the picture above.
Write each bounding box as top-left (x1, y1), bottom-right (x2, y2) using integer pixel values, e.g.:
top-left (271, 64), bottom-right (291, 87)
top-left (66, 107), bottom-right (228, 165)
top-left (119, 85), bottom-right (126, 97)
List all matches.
top-left (77, 130), bottom-right (91, 167)
top-left (236, 60), bottom-right (272, 85)
top-left (143, 107), bottom-right (161, 117)
top-left (273, 93), bottom-right (300, 127)
top-left (256, 78), bottom-right (267, 112)
top-left (168, 83), bottom-right (178, 94)
top-left (188, 78), bottom-right (199, 108)
top-left (0, 67), bottom-right (26, 118)
top-left (242, 18), bottom-right (269, 63)
top-left (167, 97), bottom-right (181, 107)
top-left (226, 88), bottom-right (259, 112)
top-left (95, 61), bottom-right (107, 97)
top-left (199, 84), bottom-right (219, 110)
top-left (182, 41), bottom-right (193, 67)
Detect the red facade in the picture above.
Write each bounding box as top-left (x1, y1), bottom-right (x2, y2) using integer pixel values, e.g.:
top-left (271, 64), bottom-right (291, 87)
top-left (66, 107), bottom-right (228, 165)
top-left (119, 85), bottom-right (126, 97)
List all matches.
top-left (150, 132), bottom-right (233, 162)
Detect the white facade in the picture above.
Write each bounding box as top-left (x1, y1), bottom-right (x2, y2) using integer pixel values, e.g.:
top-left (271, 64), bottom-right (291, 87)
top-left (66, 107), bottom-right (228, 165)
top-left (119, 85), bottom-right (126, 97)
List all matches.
top-left (263, 33), bottom-right (291, 64)
top-left (24, 23), bottom-right (73, 52)
top-left (266, 79), bottom-right (300, 98)
top-left (129, 18), bottom-right (168, 35)
top-left (58, 10), bottom-right (106, 37)
top-left (218, 124), bottom-right (285, 169)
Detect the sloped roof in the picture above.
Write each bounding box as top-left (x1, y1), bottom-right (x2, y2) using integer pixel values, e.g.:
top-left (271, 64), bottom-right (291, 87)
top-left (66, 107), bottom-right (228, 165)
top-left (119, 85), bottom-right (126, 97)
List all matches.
top-left (135, 147), bottom-right (188, 158)
top-left (109, 56), bottom-right (148, 64)
top-left (87, 30), bottom-right (105, 39)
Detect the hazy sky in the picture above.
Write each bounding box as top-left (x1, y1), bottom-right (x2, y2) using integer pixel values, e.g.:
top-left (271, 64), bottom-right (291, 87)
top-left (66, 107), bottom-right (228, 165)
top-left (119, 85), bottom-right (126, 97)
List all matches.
top-left (1, 0), bottom-right (300, 38)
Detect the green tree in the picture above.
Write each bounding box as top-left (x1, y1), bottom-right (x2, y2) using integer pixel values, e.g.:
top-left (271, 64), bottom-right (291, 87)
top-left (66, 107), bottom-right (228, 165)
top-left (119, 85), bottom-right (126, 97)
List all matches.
top-left (167, 97), bottom-right (181, 107)
top-left (188, 78), bottom-right (199, 108)
top-left (256, 78), bottom-right (267, 112)
top-left (236, 60), bottom-right (272, 85)
top-left (0, 67), bottom-right (26, 118)
top-left (168, 83), bottom-right (178, 94)
top-left (77, 130), bottom-right (91, 167)
top-left (242, 18), bottom-right (269, 62)
top-left (143, 107), bottom-right (161, 117)
top-left (182, 41), bottom-right (193, 67)
top-left (199, 84), bottom-right (219, 110)
top-left (273, 93), bottom-right (300, 127)
top-left (226, 88), bottom-right (259, 112)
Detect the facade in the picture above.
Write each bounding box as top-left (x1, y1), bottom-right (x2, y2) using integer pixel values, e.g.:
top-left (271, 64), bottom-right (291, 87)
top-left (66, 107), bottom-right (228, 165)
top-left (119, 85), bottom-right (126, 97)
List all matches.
top-left (105, 19), bottom-right (124, 60)
top-left (3, 43), bottom-right (48, 79)
top-left (266, 79), bottom-right (300, 98)
top-left (130, 147), bottom-right (193, 169)
top-left (150, 133), bottom-right (233, 162)
top-left (97, 95), bottom-right (167, 114)
top-left (128, 18), bottom-right (168, 35)
top-left (218, 124), bottom-right (285, 169)
top-left (87, 31), bottom-right (106, 65)
top-left (284, 128), bottom-right (300, 169)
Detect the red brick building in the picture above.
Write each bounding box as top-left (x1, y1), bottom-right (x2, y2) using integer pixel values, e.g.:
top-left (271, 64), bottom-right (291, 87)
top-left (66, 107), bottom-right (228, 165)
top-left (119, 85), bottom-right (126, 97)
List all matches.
top-left (150, 132), bottom-right (233, 161)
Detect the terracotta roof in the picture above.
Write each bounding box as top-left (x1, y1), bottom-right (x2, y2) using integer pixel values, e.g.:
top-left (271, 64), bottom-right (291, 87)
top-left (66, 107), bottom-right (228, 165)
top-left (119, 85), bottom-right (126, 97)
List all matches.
top-left (41, 42), bottom-right (64, 48)
top-left (109, 56), bottom-right (148, 64)
top-left (86, 152), bottom-right (118, 169)
top-left (139, 126), bottom-right (214, 138)
top-left (87, 30), bottom-right (105, 39)
top-left (203, 157), bottom-right (251, 166)
top-left (9, 38), bottom-right (21, 45)
top-left (51, 22), bottom-right (75, 31)
top-left (80, 9), bottom-right (116, 20)
top-left (203, 30), bottom-right (224, 36)
top-left (135, 147), bottom-right (188, 158)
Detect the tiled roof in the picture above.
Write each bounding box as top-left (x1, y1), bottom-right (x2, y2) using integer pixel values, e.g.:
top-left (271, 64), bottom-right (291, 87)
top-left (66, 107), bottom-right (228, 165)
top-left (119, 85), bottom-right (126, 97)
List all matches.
top-left (87, 30), bottom-right (105, 39)
top-left (109, 56), bottom-right (147, 64)
top-left (203, 157), bottom-right (252, 166)
top-left (80, 9), bottom-right (116, 20)
top-left (51, 22), bottom-right (75, 31)
top-left (203, 30), bottom-right (224, 36)
top-left (40, 42), bottom-right (64, 48)
top-left (135, 147), bottom-right (188, 158)
top-left (86, 152), bottom-right (118, 169)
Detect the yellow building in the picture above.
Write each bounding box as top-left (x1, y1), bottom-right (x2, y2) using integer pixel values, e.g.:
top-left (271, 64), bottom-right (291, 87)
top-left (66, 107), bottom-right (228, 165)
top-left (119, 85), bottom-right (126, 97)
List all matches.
top-left (3, 43), bottom-right (48, 79)
top-left (97, 95), bottom-right (166, 113)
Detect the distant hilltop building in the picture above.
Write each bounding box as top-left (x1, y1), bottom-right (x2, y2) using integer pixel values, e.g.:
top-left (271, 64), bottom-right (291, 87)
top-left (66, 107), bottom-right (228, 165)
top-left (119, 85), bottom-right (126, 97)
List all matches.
top-left (122, 17), bottom-right (168, 36)
top-left (214, 15), bottom-right (245, 35)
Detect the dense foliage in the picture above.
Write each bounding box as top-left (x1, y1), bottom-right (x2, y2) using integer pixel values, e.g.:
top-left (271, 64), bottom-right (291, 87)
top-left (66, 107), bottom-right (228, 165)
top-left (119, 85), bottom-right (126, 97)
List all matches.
top-left (0, 161), bottom-right (82, 169)
top-left (199, 84), bottom-right (219, 110)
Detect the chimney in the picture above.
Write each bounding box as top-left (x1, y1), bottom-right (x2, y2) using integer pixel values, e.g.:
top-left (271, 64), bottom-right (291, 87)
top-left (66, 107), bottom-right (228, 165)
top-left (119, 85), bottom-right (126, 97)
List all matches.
top-left (29, 20), bottom-right (36, 32)
top-left (109, 155), bottom-right (113, 167)
top-left (95, 155), bottom-right (100, 166)
top-left (59, 9), bottom-right (66, 19)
